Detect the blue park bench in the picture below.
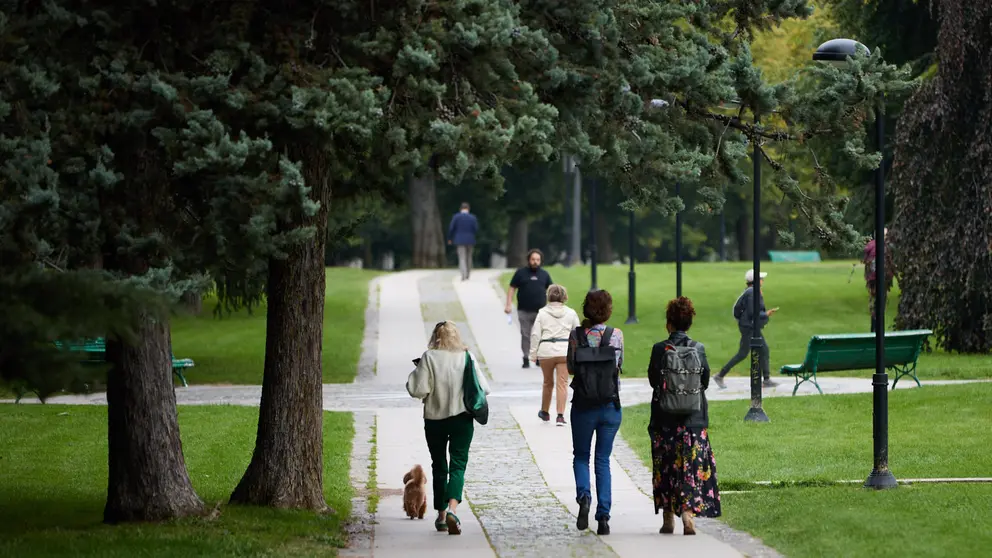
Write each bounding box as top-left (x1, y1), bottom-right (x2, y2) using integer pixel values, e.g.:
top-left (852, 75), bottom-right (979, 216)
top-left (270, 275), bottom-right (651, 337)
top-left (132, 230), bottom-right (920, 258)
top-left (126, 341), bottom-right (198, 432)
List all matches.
top-left (768, 250), bottom-right (822, 263)
top-left (56, 337), bottom-right (195, 387)
top-left (780, 330), bottom-right (933, 396)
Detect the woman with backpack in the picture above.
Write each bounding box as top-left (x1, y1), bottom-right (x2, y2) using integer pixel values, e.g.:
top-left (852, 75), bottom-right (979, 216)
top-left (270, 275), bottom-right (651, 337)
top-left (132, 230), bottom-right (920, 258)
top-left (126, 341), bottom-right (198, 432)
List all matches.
top-left (566, 289), bottom-right (624, 536)
top-left (529, 284), bottom-right (581, 425)
top-left (646, 297), bottom-right (721, 536)
top-left (407, 321), bottom-right (491, 535)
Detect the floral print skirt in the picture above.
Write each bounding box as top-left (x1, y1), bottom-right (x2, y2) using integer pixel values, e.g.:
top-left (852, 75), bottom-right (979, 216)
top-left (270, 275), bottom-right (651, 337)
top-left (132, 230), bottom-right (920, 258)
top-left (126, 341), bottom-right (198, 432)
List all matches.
top-left (650, 425), bottom-right (721, 518)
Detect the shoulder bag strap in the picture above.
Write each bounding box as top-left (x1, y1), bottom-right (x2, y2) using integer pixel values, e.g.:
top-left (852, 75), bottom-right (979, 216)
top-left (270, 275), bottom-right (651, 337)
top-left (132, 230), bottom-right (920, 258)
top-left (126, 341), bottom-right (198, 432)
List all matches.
top-left (574, 326), bottom-right (589, 348)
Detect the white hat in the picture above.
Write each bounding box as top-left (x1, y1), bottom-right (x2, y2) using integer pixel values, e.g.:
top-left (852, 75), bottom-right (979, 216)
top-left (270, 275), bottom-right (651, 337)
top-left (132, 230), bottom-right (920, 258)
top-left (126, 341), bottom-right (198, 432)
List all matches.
top-left (745, 269), bottom-right (767, 283)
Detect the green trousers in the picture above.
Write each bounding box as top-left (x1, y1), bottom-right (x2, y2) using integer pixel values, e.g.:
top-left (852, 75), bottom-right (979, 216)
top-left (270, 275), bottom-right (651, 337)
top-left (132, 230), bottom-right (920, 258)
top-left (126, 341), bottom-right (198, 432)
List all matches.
top-left (424, 413), bottom-right (475, 511)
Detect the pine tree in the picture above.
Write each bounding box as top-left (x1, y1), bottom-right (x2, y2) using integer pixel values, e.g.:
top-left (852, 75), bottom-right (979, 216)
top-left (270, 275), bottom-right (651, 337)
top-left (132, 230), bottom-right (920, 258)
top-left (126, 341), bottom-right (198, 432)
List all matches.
top-left (0, 1), bottom-right (313, 521)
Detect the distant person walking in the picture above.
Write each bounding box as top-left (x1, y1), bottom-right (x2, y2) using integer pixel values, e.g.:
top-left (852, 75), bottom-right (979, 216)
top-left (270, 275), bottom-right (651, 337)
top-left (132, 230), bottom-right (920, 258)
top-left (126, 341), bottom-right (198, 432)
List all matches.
top-left (505, 249), bottom-right (553, 369)
top-left (529, 284), bottom-right (581, 425)
top-left (407, 321), bottom-right (491, 535)
top-left (712, 269), bottom-right (778, 389)
top-left (567, 289), bottom-right (624, 536)
top-left (647, 297), bottom-right (721, 535)
top-left (863, 228), bottom-right (894, 333)
top-left (448, 202), bottom-right (478, 281)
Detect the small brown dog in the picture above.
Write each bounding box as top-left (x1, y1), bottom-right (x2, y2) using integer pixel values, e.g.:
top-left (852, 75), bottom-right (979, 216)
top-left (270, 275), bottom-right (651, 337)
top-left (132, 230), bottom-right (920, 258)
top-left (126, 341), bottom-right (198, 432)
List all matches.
top-left (402, 464), bottom-right (427, 520)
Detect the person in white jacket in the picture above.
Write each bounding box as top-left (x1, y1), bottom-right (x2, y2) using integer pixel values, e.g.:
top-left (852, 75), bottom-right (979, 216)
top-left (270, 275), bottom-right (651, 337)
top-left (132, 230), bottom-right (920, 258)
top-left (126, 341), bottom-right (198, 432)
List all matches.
top-left (407, 320), bottom-right (491, 535)
top-left (529, 284), bottom-right (581, 425)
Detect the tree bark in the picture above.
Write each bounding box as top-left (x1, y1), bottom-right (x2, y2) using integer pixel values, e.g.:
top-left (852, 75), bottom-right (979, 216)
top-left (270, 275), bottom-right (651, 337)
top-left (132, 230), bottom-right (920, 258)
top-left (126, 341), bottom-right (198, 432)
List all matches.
top-left (735, 214), bottom-right (752, 261)
top-left (506, 216), bottom-right (529, 268)
top-left (229, 146), bottom-right (329, 511)
top-left (596, 212), bottom-right (614, 263)
top-left (180, 290), bottom-right (202, 315)
top-left (103, 313), bottom-right (204, 523)
top-left (410, 171), bottom-right (446, 269)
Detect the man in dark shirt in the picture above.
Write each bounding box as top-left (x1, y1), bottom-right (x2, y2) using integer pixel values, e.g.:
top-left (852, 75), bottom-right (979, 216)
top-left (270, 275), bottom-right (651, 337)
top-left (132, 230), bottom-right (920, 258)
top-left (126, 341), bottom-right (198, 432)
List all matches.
top-left (713, 269), bottom-right (778, 389)
top-left (505, 249), bottom-right (553, 368)
top-left (448, 202), bottom-right (479, 281)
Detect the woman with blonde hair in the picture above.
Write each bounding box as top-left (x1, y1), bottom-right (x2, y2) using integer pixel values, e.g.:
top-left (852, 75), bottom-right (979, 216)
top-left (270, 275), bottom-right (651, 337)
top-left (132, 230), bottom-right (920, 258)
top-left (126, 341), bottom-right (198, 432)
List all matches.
top-left (529, 283), bottom-right (580, 425)
top-left (407, 321), bottom-right (491, 535)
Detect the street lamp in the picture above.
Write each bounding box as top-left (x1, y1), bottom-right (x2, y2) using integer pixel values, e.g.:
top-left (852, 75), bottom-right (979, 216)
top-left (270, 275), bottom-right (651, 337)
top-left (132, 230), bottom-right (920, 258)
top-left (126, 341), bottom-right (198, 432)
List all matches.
top-left (675, 182), bottom-right (683, 298)
top-left (744, 113), bottom-right (769, 423)
top-left (813, 38), bottom-right (896, 490)
top-left (625, 209), bottom-right (638, 324)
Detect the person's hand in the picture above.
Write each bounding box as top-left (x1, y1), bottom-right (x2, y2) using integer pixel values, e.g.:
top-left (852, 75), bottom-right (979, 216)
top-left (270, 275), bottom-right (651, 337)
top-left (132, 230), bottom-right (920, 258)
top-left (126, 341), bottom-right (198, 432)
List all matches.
top-left (768, 307), bottom-right (780, 316)
top-left (447, 240), bottom-right (452, 245)
top-left (504, 303), bottom-right (512, 314)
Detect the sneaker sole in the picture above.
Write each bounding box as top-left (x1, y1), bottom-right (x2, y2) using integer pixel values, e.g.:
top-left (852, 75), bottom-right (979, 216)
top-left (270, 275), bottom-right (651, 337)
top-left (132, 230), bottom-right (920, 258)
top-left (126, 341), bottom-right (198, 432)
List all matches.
top-left (576, 501), bottom-right (590, 531)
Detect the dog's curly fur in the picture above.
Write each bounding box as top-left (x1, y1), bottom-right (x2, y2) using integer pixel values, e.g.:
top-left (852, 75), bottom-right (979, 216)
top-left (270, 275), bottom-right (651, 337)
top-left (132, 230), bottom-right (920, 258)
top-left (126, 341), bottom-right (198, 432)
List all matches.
top-left (402, 464), bottom-right (427, 520)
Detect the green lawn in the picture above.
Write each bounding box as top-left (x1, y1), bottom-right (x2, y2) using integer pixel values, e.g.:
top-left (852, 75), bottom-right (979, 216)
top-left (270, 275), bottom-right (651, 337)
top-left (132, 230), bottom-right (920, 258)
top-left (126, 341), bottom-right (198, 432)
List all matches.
top-left (619, 384), bottom-right (992, 557)
top-left (513, 261), bottom-right (990, 380)
top-left (171, 267), bottom-right (379, 385)
top-left (0, 404), bottom-right (354, 557)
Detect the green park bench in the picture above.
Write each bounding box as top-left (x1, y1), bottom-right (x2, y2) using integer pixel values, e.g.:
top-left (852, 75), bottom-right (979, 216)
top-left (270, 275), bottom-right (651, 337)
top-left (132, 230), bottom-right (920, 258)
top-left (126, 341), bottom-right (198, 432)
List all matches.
top-left (56, 337), bottom-right (195, 387)
top-left (768, 250), bottom-right (822, 263)
top-left (780, 330), bottom-right (933, 396)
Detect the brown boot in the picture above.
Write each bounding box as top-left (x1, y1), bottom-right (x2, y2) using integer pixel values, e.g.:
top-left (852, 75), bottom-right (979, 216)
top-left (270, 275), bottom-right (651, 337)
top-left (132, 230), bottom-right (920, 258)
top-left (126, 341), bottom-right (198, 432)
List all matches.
top-left (682, 511), bottom-right (696, 535)
top-left (660, 511), bottom-right (676, 534)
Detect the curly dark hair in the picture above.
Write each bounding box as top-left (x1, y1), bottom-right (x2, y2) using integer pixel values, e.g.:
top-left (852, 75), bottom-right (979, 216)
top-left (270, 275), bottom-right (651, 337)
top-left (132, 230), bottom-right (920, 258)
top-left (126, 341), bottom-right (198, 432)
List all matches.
top-left (666, 296), bottom-right (696, 332)
top-left (581, 290), bottom-right (613, 328)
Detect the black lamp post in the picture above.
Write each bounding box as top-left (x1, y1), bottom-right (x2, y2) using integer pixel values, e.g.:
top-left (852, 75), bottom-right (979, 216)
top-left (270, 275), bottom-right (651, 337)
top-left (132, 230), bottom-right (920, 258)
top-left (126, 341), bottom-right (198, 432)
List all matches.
top-left (626, 210), bottom-right (638, 324)
top-left (813, 38), bottom-right (896, 490)
top-left (589, 176), bottom-right (598, 292)
top-left (675, 181), bottom-right (683, 298)
top-left (744, 114), bottom-right (769, 423)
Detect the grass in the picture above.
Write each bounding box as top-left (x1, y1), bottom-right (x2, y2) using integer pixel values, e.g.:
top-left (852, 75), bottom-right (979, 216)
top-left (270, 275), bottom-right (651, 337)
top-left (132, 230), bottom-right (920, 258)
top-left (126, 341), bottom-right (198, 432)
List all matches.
top-left (509, 261), bottom-right (991, 380)
top-left (171, 267), bottom-right (380, 385)
top-left (0, 404), bottom-right (354, 557)
top-left (619, 383), bottom-right (992, 557)
top-left (722, 484), bottom-right (992, 558)
top-left (366, 418), bottom-right (380, 514)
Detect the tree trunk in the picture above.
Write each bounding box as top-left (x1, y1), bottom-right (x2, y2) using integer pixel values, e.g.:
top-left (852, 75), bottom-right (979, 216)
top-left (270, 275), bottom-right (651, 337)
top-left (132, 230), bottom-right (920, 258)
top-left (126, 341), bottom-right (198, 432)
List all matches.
top-left (180, 290), bottom-right (202, 315)
top-left (410, 171), bottom-right (446, 269)
top-left (735, 214), bottom-right (752, 261)
top-left (506, 216), bottom-right (529, 268)
top-left (229, 146), bottom-right (329, 511)
top-left (596, 212), bottom-right (614, 263)
top-left (363, 237), bottom-right (374, 270)
top-left (103, 313), bottom-right (204, 523)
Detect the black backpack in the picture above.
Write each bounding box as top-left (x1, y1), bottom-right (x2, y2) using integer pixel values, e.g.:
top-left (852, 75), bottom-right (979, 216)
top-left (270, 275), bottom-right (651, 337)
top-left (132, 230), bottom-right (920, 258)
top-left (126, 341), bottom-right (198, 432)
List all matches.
top-left (570, 326), bottom-right (619, 406)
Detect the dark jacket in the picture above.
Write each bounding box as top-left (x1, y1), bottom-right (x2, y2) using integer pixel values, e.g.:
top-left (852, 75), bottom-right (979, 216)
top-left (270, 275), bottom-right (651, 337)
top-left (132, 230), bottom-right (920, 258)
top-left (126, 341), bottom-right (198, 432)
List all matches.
top-left (733, 286), bottom-right (768, 330)
top-left (448, 212), bottom-right (478, 246)
top-left (647, 331), bottom-right (710, 430)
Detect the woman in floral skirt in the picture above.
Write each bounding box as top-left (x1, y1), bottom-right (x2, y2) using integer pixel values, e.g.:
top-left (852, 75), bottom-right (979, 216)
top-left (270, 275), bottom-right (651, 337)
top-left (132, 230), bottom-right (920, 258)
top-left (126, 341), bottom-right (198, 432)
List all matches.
top-left (646, 297), bottom-right (721, 535)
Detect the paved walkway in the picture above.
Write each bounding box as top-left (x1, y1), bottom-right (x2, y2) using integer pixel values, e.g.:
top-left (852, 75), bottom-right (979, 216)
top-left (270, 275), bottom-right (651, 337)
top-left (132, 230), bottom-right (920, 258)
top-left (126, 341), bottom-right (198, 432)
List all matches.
top-left (8, 268), bottom-right (990, 558)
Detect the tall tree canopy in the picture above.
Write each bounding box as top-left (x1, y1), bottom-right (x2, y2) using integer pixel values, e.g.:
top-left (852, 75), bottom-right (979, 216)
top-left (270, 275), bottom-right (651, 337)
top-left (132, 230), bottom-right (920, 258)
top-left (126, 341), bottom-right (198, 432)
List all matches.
top-left (891, 0), bottom-right (992, 353)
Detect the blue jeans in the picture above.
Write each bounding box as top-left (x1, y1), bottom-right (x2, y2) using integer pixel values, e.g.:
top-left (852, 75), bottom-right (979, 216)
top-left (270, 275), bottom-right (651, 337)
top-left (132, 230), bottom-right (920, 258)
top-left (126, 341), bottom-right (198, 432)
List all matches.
top-left (571, 403), bottom-right (622, 520)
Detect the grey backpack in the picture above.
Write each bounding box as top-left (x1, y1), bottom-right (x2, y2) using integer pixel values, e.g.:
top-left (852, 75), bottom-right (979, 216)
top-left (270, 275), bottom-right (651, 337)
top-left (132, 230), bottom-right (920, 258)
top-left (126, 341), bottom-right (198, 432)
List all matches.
top-left (653, 340), bottom-right (703, 414)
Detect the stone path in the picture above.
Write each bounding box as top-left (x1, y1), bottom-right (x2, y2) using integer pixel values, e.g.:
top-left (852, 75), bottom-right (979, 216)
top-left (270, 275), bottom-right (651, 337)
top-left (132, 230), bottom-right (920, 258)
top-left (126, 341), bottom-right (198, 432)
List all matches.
top-left (8, 268), bottom-right (991, 558)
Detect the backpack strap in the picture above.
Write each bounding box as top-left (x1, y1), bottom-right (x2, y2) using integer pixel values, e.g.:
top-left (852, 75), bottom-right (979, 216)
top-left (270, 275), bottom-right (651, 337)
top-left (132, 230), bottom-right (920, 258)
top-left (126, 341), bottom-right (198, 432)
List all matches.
top-left (601, 326), bottom-right (614, 349)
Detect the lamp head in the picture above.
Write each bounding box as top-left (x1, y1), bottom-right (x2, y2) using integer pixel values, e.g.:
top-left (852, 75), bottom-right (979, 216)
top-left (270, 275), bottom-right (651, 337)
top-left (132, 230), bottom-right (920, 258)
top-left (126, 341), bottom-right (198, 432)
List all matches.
top-left (813, 38), bottom-right (870, 67)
